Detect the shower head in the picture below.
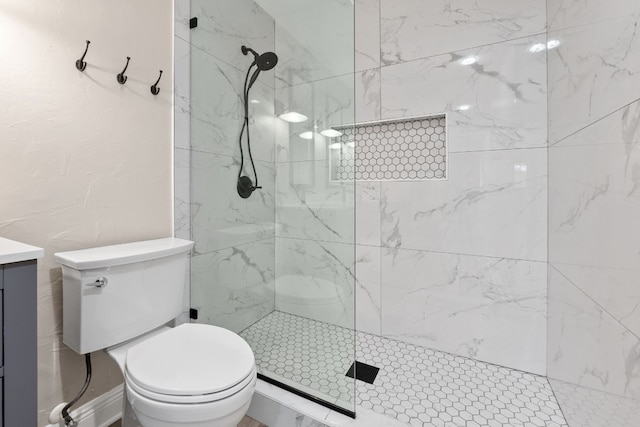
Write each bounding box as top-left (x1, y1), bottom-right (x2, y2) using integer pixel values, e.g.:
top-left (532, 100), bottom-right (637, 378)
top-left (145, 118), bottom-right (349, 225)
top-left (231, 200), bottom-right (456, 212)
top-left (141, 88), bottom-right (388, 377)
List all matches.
top-left (242, 45), bottom-right (278, 71)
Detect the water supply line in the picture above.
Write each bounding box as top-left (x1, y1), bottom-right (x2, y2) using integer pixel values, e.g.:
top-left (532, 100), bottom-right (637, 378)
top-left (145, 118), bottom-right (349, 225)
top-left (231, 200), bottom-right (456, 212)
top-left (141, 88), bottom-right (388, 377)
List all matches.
top-left (62, 353), bottom-right (92, 427)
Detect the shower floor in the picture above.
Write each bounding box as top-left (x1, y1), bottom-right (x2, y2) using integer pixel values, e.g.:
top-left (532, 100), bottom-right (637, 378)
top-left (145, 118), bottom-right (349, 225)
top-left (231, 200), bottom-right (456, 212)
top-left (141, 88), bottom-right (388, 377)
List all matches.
top-left (240, 311), bottom-right (568, 427)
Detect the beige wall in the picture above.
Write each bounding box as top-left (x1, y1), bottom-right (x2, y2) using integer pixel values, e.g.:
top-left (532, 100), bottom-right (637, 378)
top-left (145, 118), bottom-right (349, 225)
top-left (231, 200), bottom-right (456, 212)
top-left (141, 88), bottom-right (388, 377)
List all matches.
top-left (0, 0), bottom-right (174, 425)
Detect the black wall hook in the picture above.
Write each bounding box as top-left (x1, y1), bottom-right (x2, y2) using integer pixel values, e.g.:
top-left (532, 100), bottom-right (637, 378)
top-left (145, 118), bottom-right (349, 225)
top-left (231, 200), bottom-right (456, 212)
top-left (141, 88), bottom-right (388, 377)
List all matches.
top-left (150, 70), bottom-right (163, 95)
top-left (75, 40), bottom-right (91, 71)
top-left (117, 57), bottom-right (131, 84)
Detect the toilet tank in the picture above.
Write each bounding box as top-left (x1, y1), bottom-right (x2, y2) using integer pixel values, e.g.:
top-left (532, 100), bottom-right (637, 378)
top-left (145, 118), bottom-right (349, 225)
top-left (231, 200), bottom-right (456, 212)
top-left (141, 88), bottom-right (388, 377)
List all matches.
top-left (54, 238), bottom-right (194, 354)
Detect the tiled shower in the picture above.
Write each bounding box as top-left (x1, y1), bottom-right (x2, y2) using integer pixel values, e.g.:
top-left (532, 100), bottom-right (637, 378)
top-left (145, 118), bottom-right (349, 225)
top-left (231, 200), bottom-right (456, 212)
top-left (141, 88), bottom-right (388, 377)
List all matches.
top-left (174, 0), bottom-right (640, 426)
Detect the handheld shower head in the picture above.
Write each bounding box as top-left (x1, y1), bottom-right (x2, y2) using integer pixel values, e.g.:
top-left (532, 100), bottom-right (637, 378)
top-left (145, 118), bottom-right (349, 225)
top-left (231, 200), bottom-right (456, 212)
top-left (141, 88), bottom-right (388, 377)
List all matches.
top-left (237, 45), bottom-right (278, 199)
top-left (242, 45), bottom-right (278, 71)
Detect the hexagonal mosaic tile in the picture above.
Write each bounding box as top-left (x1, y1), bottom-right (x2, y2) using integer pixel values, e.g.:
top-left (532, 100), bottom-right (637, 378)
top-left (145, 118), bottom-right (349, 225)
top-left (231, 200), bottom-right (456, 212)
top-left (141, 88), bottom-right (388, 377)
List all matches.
top-left (550, 379), bottom-right (640, 427)
top-left (240, 311), bottom-right (569, 426)
top-left (332, 116), bottom-right (446, 181)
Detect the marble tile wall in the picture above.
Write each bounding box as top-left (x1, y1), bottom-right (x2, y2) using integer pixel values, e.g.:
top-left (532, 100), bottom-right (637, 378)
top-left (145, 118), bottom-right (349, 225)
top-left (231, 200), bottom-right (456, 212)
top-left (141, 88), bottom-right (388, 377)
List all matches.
top-left (267, 0), bottom-right (357, 331)
top-left (175, 0), bottom-right (277, 333)
top-left (547, 0), bottom-right (640, 416)
top-left (344, 0), bottom-right (549, 375)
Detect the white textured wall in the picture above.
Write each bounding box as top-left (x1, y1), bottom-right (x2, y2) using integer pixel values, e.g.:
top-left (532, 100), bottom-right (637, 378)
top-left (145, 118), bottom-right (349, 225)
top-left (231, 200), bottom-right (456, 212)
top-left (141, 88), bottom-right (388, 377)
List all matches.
top-left (0, 1), bottom-right (173, 425)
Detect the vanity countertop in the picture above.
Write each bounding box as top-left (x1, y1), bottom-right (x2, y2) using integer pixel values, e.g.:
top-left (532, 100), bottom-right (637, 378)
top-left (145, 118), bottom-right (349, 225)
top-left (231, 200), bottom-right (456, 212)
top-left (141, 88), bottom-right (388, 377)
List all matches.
top-left (0, 237), bottom-right (44, 264)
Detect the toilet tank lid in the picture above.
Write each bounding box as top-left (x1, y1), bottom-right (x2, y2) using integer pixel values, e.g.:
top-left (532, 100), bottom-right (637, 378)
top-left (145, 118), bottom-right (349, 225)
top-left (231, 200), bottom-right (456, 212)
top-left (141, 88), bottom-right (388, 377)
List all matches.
top-left (54, 238), bottom-right (194, 270)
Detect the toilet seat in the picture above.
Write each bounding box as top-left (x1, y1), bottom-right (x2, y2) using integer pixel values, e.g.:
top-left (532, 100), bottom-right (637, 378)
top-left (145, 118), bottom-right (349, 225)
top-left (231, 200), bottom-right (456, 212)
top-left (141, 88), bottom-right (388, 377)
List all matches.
top-left (125, 323), bottom-right (256, 404)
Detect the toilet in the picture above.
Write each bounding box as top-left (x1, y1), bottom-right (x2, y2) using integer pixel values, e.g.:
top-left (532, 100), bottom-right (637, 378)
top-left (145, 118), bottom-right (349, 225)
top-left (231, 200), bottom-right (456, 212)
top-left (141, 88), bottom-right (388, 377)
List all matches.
top-left (54, 238), bottom-right (256, 427)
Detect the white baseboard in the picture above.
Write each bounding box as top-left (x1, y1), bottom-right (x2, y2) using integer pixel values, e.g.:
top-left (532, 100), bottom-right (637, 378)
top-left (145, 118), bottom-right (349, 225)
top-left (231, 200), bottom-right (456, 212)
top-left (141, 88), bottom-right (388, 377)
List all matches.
top-left (45, 385), bottom-right (123, 427)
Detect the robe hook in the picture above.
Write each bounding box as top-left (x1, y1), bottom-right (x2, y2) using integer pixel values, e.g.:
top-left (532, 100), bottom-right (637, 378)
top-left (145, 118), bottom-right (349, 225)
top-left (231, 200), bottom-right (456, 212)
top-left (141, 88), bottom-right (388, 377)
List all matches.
top-left (75, 40), bottom-right (91, 72)
top-left (150, 70), bottom-right (163, 95)
top-left (117, 57), bottom-right (131, 84)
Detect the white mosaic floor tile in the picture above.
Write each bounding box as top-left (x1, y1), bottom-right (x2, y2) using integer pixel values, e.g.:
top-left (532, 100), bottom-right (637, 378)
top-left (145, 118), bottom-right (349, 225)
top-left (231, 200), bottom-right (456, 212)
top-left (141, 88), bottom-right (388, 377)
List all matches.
top-left (240, 311), bottom-right (568, 427)
top-left (550, 379), bottom-right (640, 427)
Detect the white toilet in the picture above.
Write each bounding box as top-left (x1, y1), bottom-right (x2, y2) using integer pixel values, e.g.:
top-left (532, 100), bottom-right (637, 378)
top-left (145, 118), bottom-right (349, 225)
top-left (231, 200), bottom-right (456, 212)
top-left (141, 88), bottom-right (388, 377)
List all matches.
top-left (54, 238), bottom-right (257, 427)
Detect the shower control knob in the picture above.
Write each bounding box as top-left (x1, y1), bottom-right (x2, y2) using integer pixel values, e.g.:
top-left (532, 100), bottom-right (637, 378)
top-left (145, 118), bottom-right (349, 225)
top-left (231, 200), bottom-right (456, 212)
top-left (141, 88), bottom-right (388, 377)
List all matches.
top-left (237, 176), bottom-right (256, 199)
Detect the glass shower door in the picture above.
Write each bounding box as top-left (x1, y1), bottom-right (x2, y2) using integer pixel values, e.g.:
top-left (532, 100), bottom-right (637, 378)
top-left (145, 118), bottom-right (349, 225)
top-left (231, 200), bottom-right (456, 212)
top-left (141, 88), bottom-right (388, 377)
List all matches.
top-left (188, 0), bottom-right (356, 415)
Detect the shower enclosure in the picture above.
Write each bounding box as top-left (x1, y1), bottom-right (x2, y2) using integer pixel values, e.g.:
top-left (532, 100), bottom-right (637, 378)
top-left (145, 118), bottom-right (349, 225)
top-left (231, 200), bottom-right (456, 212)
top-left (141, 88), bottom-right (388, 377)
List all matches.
top-left (184, 0), bottom-right (357, 415)
top-left (175, 0), bottom-right (640, 425)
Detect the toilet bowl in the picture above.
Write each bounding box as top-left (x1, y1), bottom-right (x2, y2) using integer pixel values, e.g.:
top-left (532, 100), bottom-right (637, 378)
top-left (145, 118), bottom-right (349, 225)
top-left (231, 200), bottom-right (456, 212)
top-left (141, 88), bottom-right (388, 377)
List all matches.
top-left (55, 238), bottom-right (256, 427)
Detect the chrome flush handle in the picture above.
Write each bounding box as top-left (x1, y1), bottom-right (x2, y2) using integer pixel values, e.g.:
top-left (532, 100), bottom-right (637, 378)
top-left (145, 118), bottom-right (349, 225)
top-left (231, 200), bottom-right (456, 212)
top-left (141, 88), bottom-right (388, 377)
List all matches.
top-left (85, 277), bottom-right (108, 288)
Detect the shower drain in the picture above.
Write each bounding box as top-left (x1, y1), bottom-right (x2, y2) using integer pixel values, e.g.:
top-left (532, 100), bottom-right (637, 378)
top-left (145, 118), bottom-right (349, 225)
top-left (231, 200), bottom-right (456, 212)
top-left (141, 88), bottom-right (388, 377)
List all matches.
top-left (346, 361), bottom-right (380, 384)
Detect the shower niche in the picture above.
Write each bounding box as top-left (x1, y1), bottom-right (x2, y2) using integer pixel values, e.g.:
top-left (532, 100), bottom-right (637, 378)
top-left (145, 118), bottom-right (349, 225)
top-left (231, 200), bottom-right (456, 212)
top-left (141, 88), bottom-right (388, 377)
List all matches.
top-left (331, 115), bottom-right (448, 182)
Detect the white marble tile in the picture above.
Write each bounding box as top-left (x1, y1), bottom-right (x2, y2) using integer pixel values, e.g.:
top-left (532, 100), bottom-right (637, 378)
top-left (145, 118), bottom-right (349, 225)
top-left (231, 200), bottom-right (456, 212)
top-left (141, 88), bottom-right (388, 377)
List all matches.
top-left (553, 98), bottom-right (640, 147)
top-left (549, 142), bottom-right (640, 270)
top-left (190, 0), bottom-right (275, 79)
top-left (191, 238), bottom-right (275, 333)
top-left (381, 247), bottom-right (547, 374)
top-left (174, 148), bottom-right (190, 240)
top-left (174, 36), bottom-right (191, 151)
top-left (191, 49), bottom-right (275, 162)
top-left (355, 181), bottom-right (379, 246)
top-left (552, 263), bottom-right (640, 338)
top-left (355, 0), bottom-right (380, 72)
top-left (276, 161), bottom-right (355, 244)
top-left (550, 379), bottom-right (640, 427)
top-left (548, 0), bottom-right (640, 32)
top-left (191, 151), bottom-right (275, 254)
top-left (250, 379), bottom-right (333, 425)
top-left (275, 237), bottom-right (355, 329)
top-left (548, 15), bottom-right (640, 144)
top-left (269, 0), bottom-right (354, 87)
top-left (355, 245), bottom-right (381, 335)
top-left (380, 0), bottom-right (546, 65)
top-left (174, 0), bottom-right (191, 42)
top-left (381, 35), bottom-right (547, 152)
top-left (547, 0), bottom-right (564, 31)
top-left (380, 148), bottom-right (547, 261)
top-left (275, 74), bottom-right (355, 162)
top-left (355, 69), bottom-right (380, 124)
top-left (547, 267), bottom-right (640, 400)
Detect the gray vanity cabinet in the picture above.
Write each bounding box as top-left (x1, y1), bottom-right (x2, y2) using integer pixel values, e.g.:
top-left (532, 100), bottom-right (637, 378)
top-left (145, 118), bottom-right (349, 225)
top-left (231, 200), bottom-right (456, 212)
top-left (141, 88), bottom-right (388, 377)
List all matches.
top-left (1, 259), bottom-right (38, 427)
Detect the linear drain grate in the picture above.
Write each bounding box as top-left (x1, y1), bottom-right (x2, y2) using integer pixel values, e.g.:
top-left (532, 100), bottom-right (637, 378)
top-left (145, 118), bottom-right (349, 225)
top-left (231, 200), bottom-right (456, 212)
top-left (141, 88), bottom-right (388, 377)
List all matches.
top-left (346, 361), bottom-right (380, 384)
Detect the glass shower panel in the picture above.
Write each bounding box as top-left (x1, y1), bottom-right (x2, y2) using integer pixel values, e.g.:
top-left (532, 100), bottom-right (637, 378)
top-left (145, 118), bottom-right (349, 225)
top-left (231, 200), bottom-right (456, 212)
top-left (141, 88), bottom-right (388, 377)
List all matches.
top-left (188, 0), bottom-right (356, 415)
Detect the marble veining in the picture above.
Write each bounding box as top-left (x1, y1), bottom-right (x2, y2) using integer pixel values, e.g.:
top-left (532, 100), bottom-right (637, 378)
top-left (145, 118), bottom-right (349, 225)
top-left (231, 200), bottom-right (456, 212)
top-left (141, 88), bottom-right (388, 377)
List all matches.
top-left (271, 0), bottom-right (354, 87)
top-left (355, 245), bottom-right (381, 335)
top-left (355, 68), bottom-right (381, 123)
top-left (552, 263), bottom-right (640, 338)
top-left (275, 237), bottom-right (355, 328)
top-left (549, 142), bottom-right (640, 270)
top-left (355, 181), bottom-right (380, 246)
top-left (380, 0), bottom-right (546, 65)
top-left (548, 14), bottom-right (640, 144)
top-left (276, 161), bottom-right (354, 244)
top-left (191, 152), bottom-right (275, 254)
top-left (547, 267), bottom-right (640, 400)
top-left (191, 238), bottom-right (275, 334)
top-left (381, 35), bottom-right (547, 152)
top-left (548, 0), bottom-right (640, 32)
top-left (190, 0), bottom-right (275, 79)
top-left (552, 97), bottom-right (640, 147)
top-left (173, 148), bottom-right (190, 240)
top-left (191, 49), bottom-right (275, 162)
top-left (355, 0), bottom-right (380, 72)
top-left (275, 74), bottom-right (354, 163)
top-left (380, 148), bottom-right (547, 261)
top-left (381, 247), bottom-right (547, 374)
